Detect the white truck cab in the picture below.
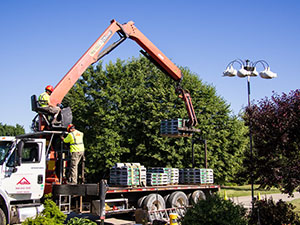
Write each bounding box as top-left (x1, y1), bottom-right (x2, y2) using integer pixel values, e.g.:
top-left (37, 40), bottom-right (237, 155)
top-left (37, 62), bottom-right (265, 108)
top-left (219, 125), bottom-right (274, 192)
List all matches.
top-left (0, 136), bottom-right (46, 224)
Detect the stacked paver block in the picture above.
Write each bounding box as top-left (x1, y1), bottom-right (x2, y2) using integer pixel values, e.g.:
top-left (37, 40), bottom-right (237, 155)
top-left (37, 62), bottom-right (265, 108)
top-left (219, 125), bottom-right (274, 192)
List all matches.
top-left (160, 118), bottom-right (183, 135)
top-left (147, 173), bottom-right (169, 186)
top-left (179, 168), bottom-right (214, 184)
top-left (160, 118), bottom-right (192, 137)
top-left (169, 168), bottom-right (179, 184)
top-left (199, 168), bottom-right (214, 184)
top-left (147, 167), bottom-right (179, 185)
top-left (109, 163), bottom-right (146, 186)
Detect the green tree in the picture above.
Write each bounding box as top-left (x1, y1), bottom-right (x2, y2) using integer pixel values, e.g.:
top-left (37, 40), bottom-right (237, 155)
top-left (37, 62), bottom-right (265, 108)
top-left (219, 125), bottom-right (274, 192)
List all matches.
top-left (63, 56), bottom-right (247, 183)
top-left (0, 123), bottom-right (24, 136)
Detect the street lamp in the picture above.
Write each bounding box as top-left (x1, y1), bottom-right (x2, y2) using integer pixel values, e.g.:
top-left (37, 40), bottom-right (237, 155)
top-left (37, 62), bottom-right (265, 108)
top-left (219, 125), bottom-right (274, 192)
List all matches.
top-left (223, 59), bottom-right (277, 210)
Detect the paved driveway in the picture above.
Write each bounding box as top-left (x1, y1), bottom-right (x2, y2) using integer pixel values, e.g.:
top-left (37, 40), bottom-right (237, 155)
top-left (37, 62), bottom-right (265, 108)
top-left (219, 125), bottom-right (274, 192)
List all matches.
top-left (231, 192), bottom-right (300, 208)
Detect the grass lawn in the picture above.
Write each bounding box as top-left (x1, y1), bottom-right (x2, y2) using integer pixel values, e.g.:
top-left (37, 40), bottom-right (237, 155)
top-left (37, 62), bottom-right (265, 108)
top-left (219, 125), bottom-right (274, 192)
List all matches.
top-left (219, 184), bottom-right (281, 198)
top-left (291, 198), bottom-right (300, 215)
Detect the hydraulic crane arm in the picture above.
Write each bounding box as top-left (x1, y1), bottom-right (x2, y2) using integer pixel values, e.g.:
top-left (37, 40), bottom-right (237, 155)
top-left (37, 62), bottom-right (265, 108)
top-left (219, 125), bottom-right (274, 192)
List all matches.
top-left (49, 19), bottom-right (198, 127)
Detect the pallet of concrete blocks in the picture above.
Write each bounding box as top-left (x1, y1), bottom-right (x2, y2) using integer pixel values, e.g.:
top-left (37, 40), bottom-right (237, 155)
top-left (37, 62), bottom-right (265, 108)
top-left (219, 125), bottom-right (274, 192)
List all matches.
top-left (179, 168), bottom-right (214, 184)
top-left (109, 163), bottom-right (147, 186)
top-left (179, 169), bottom-right (184, 184)
top-left (147, 167), bottom-right (179, 185)
top-left (169, 168), bottom-right (179, 184)
top-left (199, 168), bottom-right (214, 184)
top-left (147, 172), bottom-right (169, 186)
top-left (179, 168), bottom-right (192, 184)
top-left (160, 118), bottom-right (192, 137)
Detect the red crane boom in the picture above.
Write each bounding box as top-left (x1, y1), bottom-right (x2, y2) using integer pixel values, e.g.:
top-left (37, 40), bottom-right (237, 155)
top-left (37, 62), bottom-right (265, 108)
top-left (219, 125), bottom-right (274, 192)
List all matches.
top-left (47, 19), bottom-right (197, 128)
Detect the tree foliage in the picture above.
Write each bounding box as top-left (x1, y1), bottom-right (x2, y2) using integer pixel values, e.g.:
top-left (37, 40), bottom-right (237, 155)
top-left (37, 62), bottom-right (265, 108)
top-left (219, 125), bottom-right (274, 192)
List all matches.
top-left (245, 90), bottom-right (300, 195)
top-left (0, 123), bottom-right (24, 136)
top-left (182, 194), bottom-right (248, 225)
top-left (248, 198), bottom-right (300, 225)
top-left (63, 56), bottom-right (247, 183)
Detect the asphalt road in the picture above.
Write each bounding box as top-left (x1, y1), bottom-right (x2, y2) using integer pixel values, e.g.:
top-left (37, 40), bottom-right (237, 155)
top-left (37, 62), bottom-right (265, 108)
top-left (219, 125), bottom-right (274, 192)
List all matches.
top-left (231, 192), bottom-right (300, 208)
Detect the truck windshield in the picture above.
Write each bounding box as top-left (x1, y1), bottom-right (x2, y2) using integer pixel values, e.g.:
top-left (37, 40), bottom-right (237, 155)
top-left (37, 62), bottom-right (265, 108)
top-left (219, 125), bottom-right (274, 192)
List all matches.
top-left (0, 141), bottom-right (13, 165)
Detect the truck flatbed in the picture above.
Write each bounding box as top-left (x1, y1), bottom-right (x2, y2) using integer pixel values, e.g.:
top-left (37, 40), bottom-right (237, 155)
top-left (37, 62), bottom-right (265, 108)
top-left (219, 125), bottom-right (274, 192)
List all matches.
top-left (52, 183), bottom-right (219, 196)
top-left (107, 184), bottom-right (219, 193)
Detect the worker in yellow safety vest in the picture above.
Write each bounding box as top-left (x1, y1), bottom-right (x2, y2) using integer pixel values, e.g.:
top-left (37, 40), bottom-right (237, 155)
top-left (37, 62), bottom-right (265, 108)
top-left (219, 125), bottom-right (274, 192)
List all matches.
top-left (61, 124), bottom-right (85, 184)
top-left (38, 85), bottom-right (60, 124)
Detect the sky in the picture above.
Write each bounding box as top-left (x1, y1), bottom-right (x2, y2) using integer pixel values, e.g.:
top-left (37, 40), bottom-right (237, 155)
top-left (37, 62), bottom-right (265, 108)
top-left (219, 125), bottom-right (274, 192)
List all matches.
top-left (0, 0), bottom-right (299, 132)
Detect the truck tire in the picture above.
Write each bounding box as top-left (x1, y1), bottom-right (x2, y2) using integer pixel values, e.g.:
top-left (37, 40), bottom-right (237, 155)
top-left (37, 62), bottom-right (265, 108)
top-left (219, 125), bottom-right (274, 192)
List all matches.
top-left (187, 193), bottom-right (192, 203)
top-left (163, 194), bottom-right (170, 203)
top-left (137, 195), bottom-right (148, 208)
top-left (0, 208), bottom-right (6, 225)
top-left (167, 191), bottom-right (188, 208)
top-left (143, 194), bottom-right (165, 211)
top-left (190, 190), bottom-right (206, 204)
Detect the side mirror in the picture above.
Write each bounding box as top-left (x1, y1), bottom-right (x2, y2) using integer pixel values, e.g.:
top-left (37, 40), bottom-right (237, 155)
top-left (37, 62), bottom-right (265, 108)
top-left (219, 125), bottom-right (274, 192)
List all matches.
top-left (16, 141), bottom-right (24, 166)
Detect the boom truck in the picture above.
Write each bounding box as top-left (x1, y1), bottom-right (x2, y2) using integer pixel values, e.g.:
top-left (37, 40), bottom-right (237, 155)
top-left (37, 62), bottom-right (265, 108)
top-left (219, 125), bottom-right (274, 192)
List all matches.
top-left (0, 20), bottom-right (219, 224)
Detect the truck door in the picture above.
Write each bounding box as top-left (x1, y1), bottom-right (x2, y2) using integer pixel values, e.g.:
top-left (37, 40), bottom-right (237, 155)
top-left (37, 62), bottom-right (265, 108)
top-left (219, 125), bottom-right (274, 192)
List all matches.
top-left (1, 139), bottom-right (46, 200)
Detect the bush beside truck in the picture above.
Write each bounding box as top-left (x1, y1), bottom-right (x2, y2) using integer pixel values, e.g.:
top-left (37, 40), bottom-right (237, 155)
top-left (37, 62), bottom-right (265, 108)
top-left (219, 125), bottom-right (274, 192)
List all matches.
top-left (181, 194), bottom-right (300, 225)
top-left (22, 195), bottom-right (96, 225)
top-left (182, 194), bottom-right (248, 225)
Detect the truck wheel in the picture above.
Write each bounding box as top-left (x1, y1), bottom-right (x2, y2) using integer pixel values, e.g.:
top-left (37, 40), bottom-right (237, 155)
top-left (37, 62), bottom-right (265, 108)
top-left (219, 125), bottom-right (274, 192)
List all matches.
top-left (167, 191), bottom-right (188, 208)
top-left (187, 193), bottom-right (192, 204)
top-left (137, 195), bottom-right (148, 208)
top-left (143, 194), bottom-right (165, 211)
top-left (163, 194), bottom-right (170, 203)
top-left (190, 190), bottom-right (206, 204)
top-left (0, 208), bottom-right (7, 225)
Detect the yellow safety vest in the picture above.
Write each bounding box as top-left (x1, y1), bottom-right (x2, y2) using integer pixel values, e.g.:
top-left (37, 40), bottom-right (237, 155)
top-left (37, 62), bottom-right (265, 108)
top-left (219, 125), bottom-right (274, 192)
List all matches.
top-left (38, 92), bottom-right (50, 107)
top-left (63, 130), bottom-right (85, 153)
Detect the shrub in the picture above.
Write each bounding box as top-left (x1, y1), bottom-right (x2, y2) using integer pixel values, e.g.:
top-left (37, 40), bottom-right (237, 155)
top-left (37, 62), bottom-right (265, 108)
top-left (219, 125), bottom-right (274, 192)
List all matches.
top-left (22, 215), bottom-right (56, 225)
top-left (181, 194), bottom-right (248, 225)
top-left (22, 194), bottom-right (97, 225)
top-left (248, 198), bottom-right (300, 225)
top-left (22, 194), bottom-right (67, 225)
top-left (67, 217), bottom-right (97, 225)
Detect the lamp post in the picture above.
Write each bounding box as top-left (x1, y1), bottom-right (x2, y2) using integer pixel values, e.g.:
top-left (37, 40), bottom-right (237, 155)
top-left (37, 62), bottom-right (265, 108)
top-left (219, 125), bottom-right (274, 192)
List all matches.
top-left (223, 59), bottom-right (277, 210)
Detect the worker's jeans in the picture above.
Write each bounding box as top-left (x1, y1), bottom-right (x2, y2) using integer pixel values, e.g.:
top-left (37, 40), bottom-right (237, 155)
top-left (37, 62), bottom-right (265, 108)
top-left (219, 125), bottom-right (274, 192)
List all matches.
top-left (41, 106), bottom-right (61, 124)
top-left (69, 151), bottom-right (84, 184)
